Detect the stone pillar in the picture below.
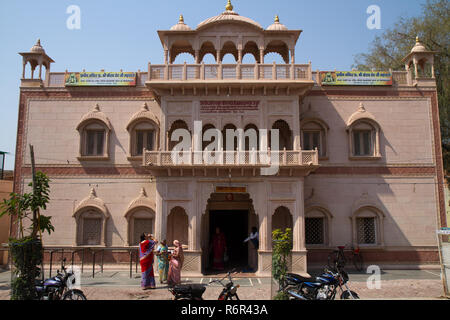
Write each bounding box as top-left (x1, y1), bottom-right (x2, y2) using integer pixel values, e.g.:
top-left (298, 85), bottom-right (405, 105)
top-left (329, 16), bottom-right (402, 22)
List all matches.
top-left (164, 49), bottom-right (169, 64)
top-left (216, 50), bottom-right (221, 64)
top-left (22, 61), bottom-right (26, 79)
top-left (291, 178), bottom-right (307, 275)
top-left (155, 183), bottom-right (164, 242)
top-left (195, 50), bottom-right (200, 64)
top-left (259, 49), bottom-right (264, 64)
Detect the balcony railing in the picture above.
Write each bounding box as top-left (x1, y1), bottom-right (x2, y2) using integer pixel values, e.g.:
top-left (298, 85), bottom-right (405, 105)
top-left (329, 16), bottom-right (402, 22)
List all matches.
top-left (143, 149), bottom-right (319, 168)
top-left (147, 63), bottom-right (313, 82)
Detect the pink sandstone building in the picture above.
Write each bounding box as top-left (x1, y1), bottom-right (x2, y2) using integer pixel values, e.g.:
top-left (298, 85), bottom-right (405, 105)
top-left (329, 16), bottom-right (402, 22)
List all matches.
top-left (12, 2), bottom-right (447, 275)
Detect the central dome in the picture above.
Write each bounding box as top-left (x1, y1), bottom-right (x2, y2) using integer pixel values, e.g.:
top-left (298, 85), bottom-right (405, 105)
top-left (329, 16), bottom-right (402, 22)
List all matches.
top-left (197, 0), bottom-right (263, 30)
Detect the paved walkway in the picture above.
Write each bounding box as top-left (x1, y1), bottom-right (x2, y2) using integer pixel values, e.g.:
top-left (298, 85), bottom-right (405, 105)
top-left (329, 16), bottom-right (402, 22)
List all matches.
top-left (0, 268), bottom-right (446, 300)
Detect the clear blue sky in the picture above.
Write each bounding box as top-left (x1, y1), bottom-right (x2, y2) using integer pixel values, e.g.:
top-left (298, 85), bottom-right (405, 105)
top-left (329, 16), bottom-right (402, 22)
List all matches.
top-left (0, 0), bottom-right (426, 170)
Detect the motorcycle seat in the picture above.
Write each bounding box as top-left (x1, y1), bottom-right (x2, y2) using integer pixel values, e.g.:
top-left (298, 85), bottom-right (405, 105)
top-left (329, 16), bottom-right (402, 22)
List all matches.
top-left (173, 284), bottom-right (206, 296)
top-left (285, 273), bottom-right (316, 284)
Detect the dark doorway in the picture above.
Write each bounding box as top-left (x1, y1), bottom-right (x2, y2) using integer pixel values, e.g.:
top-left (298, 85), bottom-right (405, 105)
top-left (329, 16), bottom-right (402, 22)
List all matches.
top-left (208, 210), bottom-right (248, 273)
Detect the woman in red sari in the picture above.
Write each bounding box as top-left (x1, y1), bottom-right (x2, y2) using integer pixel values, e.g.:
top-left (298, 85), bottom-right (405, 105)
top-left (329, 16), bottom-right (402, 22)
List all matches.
top-left (139, 233), bottom-right (157, 290)
top-left (212, 227), bottom-right (227, 270)
top-left (167, 240), bottom-right (184, 287)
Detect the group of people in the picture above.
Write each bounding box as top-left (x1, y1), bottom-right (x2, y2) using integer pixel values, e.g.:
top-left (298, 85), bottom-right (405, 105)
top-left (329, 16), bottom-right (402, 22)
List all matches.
top-left (138, 233), bottom-right (184, 290)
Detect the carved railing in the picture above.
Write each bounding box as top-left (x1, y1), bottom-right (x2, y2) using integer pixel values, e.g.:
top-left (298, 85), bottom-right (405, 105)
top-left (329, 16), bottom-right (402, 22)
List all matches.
top-left (147, 63), bottom-right (313, 81)
top-left (143, 149), bottom-right (319, 167)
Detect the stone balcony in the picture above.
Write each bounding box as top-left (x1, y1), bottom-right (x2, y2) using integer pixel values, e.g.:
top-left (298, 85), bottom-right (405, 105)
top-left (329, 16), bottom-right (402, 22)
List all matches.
top-left (143, 149), bottom-right (319, 177)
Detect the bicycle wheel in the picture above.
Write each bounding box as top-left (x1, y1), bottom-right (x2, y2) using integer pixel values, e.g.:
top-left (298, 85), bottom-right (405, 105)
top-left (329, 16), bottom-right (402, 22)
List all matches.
top-left (352, 253), bottom-right (363, 272)
top-left (327, 251), bottom-right (339, 269)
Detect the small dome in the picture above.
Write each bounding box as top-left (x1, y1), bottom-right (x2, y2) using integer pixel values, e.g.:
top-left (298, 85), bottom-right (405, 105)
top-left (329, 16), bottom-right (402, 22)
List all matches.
top-left (267, 15), bottom-right (288, 31)
top-left (197, 1), bottom-right (263, 30)
top-left (30, 39), bottom-right (45, 53)
top-left (411, 36), bottom-right (427, 53)
top-left (170, 14), bottom-right (192, 31)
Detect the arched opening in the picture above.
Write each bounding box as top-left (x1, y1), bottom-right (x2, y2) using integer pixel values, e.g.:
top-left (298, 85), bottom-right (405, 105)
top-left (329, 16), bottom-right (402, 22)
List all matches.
top-left (172, 52), bottom-right (196, 64)
top-left (166, 206), bottom-right (189, 246)
top-left (264, 52), bottom-right (286, 64)
top-left (242, 41), bottom-right (259, 64)
top-left (201, 192), bottom-right (258, 274)
top-left (202, 123), bottom-right (217, 151)
top-left (305, 207), bottom-right (333, 247)
top-left (220, 41), bottom-right (238, 63)
top-left (265, 40), bottom-right (290, 64)
top-left (244, 124), bottom-right (259, 151)
top-left (74, 207), bottom-right (107, 246)
top-left (351, 206), bottom-right (385, 246)
top-left (301, 119), bottom-right (328, 157)
top-left (169, 40), bottom-right (195, 64)
top-left (202, 53), bottom-right (217, 64)
top-left (222, 123), bottom-right (238, 151)
top-left (168, 120), bottom-right (189, 151)
top-left (129, 120), bottom-right (158, 156)
top-left (272, 206), bottom-right (293, 232)
top-left (271, 120), bottom-right (292, 150)
top-left (199, 41), bottom-right (217, 63)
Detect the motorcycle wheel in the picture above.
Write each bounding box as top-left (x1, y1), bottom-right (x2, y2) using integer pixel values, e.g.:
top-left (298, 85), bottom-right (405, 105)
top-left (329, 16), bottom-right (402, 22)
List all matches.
top-left (340, 290), bottom-right (360, 300)
top-left (62, 290), bottom-right (87, 300)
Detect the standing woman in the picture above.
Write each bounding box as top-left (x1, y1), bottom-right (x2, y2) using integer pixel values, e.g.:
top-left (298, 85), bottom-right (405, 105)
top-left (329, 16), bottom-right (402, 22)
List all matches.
top-left (156, 239), bottom-right (170, 284)
top-left (167, 240), bottom-right (184, 287)
top-left (139, 233), bottom-right (157, 290)
top-left (211, 227), bottom-right (227, 270)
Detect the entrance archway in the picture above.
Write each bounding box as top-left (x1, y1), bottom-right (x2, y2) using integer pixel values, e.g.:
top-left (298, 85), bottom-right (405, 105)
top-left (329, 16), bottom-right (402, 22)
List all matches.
top-left (201, 192), bottom-right (258, 274)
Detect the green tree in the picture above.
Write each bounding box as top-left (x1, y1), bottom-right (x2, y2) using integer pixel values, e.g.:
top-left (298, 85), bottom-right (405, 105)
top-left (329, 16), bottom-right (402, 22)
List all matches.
top-left (272, 228), bottom-right (293, 300)
top-left (353, 0), bottom-right (450, 176)
top-left (0, 171), bottom-right (54, 300)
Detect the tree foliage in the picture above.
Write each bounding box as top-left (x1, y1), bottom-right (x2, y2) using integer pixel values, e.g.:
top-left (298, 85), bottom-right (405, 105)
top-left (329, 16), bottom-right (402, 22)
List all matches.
top-left (353, 0), bottom-right (450, 175)
top-left (0, 171), bottom-right (54, 300)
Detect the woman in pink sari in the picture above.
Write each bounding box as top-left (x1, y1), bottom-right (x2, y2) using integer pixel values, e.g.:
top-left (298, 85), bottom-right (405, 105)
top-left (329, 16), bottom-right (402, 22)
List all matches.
top-left (139, 233), bottom-right (157, 289)
top-left (167, 240), bottom-right (184, 287)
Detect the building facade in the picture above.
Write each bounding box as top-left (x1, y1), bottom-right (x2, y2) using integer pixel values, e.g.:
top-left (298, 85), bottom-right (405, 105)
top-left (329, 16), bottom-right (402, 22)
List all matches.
top-left (12, 2), bottom-right (447, 275)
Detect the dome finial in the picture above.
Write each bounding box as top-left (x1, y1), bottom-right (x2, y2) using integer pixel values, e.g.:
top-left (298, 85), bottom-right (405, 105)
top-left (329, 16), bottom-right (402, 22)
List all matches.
top-left (179, 14), bottom-right (184, 23)
top-left (226, 0), bottom-right (233, 11)
top-left (275, 15), bottom-right (279, 23)
top-left (416, 35), bottom-right (420, 43)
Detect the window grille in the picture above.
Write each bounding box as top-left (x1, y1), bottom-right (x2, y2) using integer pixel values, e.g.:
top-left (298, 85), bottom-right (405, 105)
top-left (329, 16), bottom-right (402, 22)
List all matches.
top-left (305, 217), bottom-right (324, 245)
top-left (82, 218), bottom-right (102, 245)
top-left (357, 217), bottom-right (376, 244)
top-left (133, 218), bottom-right (154, 245)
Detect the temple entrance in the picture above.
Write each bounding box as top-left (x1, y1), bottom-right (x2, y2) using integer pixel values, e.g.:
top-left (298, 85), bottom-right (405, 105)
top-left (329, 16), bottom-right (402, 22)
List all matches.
top-left (201, 192), bottom-right (258, 275)
top-left (209, 210), bottom-right (248, 272)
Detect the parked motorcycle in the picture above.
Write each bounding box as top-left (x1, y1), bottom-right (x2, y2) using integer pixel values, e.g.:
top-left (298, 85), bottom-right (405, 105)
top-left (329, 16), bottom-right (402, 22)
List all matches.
top-left (169, 270), bottom-right (240, 300)
top-left (35, 258), bottom-right (87, 300)
top-left (281, 266), bottom-right (359, 300)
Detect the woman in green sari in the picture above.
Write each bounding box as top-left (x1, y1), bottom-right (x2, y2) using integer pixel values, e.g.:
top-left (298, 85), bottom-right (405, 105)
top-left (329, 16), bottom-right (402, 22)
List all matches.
top-left (155, 239), bottom-right (170, 284)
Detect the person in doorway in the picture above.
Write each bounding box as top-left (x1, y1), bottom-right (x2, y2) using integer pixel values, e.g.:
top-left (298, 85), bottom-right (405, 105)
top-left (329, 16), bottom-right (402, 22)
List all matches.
top-left (211, 227), bottom-right (227, 271)
top-left (139, 233), bottom-right (157, 290)
top-left (243, 227), bottom-right (259, 272)
top-left (167, 240), bottom-right (184, 287)
top-left (156, 239), bottom-right (170, 284)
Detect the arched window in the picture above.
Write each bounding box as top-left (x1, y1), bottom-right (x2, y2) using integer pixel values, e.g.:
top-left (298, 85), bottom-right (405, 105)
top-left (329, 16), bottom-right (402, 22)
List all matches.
top-left (347, 104), bottom-right (381, 159)
top-left (271, 120), bottom-right (292, 150)
top-left (73, 188), bottom-right (109, 246)
top-left (130, 121), bottom-right (157, 156)
top-left (351, 206), bottom-right (385, 246)
top-left (305, 207), bottom-right (333, 247)
top-left (76, 104), bottom-right (111, 160)
top-left (168, 120), bottom-right (190, 151)
top-left (301, 119), bottom-right (328, 158)
top-left (126, 208), bottom-right (155, 246)
top-left (78, 209), bottom-right (103, 245)
top-left (167, 207), bottom-right (189, 246)
top-left (348, 120), bottom-right (380, 158)
top-left (272, 206), bottom-right (293, 232)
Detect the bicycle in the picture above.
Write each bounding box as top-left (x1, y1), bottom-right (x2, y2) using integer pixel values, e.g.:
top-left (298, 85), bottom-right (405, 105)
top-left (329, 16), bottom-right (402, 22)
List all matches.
top-left (327, 245), bottom-right (363, 272)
